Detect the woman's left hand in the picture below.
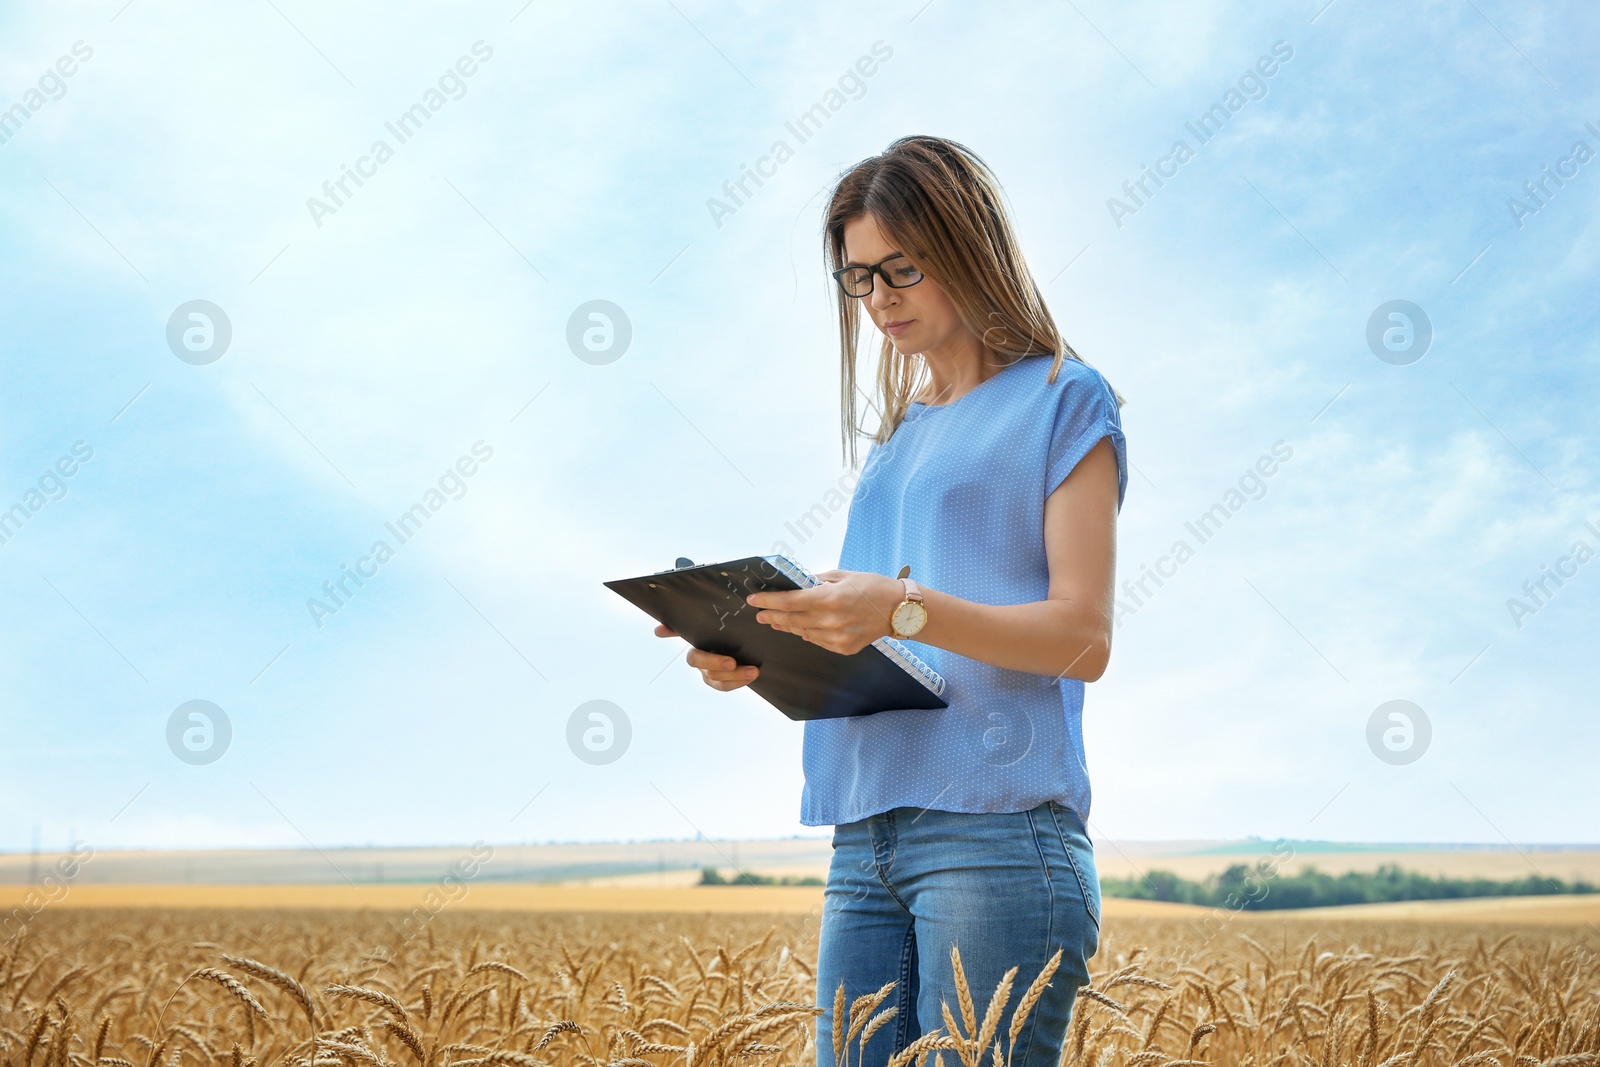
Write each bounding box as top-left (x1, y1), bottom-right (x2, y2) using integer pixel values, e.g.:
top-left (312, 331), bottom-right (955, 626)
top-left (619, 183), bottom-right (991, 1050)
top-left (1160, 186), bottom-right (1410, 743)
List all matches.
top-left (746, 569), bottom-right (906, 655)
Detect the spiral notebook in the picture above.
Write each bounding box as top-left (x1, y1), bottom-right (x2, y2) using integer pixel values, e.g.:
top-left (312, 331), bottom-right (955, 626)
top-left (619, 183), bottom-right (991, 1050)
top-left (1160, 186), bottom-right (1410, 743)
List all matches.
top-left (604, 554), bottom-right (948, 721)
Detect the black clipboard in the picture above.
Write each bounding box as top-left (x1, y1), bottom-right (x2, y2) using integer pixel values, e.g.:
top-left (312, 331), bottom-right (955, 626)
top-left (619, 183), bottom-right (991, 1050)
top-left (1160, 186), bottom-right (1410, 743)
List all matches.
top-left (604, 555), bottom-right (949, 721)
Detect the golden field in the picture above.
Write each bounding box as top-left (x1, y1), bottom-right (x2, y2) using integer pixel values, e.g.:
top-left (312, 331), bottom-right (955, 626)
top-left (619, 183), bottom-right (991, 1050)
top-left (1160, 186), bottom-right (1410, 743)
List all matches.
top-left (2, 900), bottom-right (1597, 1067)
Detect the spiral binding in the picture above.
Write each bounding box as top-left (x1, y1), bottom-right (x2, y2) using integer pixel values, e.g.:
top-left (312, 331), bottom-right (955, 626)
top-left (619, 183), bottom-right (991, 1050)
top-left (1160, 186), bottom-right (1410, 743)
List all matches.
top-left (765, 554), bottom-right (947, 698)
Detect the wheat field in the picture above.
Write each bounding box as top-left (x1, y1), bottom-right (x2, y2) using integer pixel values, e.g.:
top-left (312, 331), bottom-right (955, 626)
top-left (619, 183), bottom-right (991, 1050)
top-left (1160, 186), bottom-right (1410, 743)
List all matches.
top-left (1, 908), bottom-right (1595, 1067)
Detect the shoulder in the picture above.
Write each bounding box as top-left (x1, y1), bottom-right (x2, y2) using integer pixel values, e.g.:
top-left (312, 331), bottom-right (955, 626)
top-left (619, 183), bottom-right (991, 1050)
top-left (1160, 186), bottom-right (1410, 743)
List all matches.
top-left (1015, 353), bottom-right (1119, 415)
top-left (1042, 352), bottom-right (1111, 392)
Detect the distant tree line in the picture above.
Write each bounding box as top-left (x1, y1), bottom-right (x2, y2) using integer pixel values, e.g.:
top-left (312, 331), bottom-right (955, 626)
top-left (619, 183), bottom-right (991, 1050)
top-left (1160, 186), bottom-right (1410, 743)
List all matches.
top-left (697, 867), bottom-right (824, 886)
top-left (1100, 862), bottom-right (1598, 910)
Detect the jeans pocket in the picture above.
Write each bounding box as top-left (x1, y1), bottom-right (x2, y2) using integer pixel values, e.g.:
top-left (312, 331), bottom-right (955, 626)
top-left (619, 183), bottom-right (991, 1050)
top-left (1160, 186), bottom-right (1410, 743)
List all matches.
top-left (1048, 802), bottom-right (1101, 931)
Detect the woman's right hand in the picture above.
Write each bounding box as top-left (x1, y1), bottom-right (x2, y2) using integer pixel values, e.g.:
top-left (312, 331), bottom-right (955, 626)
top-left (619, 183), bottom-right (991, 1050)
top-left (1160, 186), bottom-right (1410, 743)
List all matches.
top-left (654, 624), bottom-right (760, 690)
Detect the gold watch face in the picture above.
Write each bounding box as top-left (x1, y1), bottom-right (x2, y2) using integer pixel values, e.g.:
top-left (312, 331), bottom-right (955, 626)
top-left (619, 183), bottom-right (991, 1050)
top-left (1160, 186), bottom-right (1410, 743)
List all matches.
top-left (891, 600), bottom-right (927, 637)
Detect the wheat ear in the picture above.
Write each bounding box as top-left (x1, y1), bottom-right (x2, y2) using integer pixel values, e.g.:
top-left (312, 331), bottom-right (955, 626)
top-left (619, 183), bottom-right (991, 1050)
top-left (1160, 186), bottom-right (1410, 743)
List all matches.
top-left (528, 1022), bottom-right (581, 1053)
top-left (831, 982), bottom-right (846, 1067)
top-left (320, 1041), bottom-right (383, 1067)
top-left (218, 957), bottom-right (316, 1030)
top-left (1418, 970), bottom-right (1456, 1028)
top-left (223, 959), bottom-right (317, 1067)
top-left (192, 970), bottom-right (270, 1023)
top-left (887, 1033), bottom-right (959, 1067)
top-left (940, 1001), bottom-right (976, 1067)
top-left (380, 1020), bottom-right (425, 1065)
top-left (453, 1054), bottom-right (550, 1067)
top-left (859, 1007), bottom-right (898, 1054)
top-left (950, 948), bottom-right (977, 1045)
top-left (846, 982), bottom-right (896, 1046)
top-left (23, 1010), bottom-right (50, 1067)
top-left (93, 1017), bottom-right (112, 1062)
top-left (1005, 951), bottom-right (1061, 1067)
top-left (324, 986), bottom-right (406, 1025)
top-left (1076, 988), bottom-right (1127, 1017)
top-left (974, 967), bottom-right (1016, 1065)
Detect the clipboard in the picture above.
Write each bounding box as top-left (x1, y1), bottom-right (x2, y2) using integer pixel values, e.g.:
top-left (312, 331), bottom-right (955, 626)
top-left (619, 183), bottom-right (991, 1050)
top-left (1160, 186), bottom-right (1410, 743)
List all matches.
top-left (604, 554), bottom-right (948, 721)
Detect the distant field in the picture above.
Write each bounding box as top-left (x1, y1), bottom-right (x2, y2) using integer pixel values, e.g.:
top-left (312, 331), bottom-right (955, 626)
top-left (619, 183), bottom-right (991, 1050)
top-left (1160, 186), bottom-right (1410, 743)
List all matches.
top-left (1271, 893), bottom-right (1600, 925)
top-left (0, 882), bottom-right (828, 913)
top-left (1095, 841), bottom-right (1600, 884)
top-left (0, 882), bottom-right (1214, 920)
top-left (0, 839), bottom-right (837, 886)
top-left (3, 838), bottom-right (1596, 887)
top-left (5, 883), bottom-right (1600, 926)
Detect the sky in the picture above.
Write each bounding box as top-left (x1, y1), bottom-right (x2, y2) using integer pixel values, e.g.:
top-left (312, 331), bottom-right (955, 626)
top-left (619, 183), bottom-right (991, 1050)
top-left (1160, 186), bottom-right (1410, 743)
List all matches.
top-left (0, 0), bottom-right (1596, 856)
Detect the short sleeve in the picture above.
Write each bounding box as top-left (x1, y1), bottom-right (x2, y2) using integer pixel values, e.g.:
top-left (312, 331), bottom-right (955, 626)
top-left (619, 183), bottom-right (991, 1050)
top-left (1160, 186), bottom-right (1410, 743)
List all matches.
top-left (1044, 362), bottom-right (1128, 511)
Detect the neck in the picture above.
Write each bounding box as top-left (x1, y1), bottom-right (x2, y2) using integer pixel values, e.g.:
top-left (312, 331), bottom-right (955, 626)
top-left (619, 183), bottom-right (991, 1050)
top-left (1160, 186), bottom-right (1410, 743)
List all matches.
top-left (915, 335), bottom-right (1001, 405)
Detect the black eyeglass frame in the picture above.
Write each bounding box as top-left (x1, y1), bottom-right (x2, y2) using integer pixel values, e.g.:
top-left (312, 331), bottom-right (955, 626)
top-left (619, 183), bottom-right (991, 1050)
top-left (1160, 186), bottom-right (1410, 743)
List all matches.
top-left (830, 254), bottom-right (925, 298)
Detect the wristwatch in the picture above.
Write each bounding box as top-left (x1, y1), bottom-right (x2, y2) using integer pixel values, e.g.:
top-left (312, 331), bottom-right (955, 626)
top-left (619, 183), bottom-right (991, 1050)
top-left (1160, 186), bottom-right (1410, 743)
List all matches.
top-left (889, 564), bottom-right (928, 638)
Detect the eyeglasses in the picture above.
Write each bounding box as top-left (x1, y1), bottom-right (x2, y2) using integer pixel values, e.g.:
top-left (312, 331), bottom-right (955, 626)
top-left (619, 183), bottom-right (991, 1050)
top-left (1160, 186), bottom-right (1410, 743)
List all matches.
top-left (831, 254), bottom-right (925, 298)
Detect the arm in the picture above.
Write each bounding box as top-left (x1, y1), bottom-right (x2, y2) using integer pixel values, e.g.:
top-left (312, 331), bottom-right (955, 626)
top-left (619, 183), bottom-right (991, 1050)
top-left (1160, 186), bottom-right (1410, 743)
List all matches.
top-left (746, 435), bottom-right (1120, 682)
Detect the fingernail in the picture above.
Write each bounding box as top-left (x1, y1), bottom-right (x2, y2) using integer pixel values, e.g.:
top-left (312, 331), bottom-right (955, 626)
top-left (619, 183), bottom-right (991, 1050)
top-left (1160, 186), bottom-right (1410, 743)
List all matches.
top-left (745, 667), bottom-right (758, 676)
top-left (723, 658), bottom-right (735, 669)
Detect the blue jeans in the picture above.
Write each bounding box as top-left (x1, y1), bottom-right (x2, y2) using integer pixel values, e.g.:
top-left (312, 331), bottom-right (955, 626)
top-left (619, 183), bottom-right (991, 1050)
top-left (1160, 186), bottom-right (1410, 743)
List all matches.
top-left (815, 802), bottom-right (1100, 1067)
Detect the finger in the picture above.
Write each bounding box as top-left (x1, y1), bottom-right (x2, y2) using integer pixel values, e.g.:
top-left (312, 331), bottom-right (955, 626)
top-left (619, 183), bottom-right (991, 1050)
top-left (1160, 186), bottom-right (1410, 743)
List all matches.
top-left (754, 608), bottom-right (801, 629)
top-left (746, 587), bottom-right (809, 609)
top-left (814, 569), bottom-right (846, 582)
top-left (686, 649), bottom-right (741, 670)
top-left (654, 624), bottom-right (678, 637)
top-left (704, 679), bottom-right (751, 692)
top-left (701, 665), bottom-right (759, 688)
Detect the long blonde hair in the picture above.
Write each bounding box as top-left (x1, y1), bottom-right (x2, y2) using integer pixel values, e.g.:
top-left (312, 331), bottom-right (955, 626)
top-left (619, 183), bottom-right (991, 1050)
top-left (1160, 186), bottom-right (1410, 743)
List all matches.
top-left (824, 134), bottom-right (1122, 467)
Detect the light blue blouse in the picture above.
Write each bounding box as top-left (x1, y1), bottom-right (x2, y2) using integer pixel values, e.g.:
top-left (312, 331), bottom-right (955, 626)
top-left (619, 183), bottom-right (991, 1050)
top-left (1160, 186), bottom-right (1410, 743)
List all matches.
top-left (799, 352), bottom-right (1128, 827)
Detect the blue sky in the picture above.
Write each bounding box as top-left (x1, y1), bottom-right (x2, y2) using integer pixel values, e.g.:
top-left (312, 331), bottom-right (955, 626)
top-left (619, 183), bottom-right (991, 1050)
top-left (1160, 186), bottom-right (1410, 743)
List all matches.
top-left (0, 0), bottom-right (1595, 855)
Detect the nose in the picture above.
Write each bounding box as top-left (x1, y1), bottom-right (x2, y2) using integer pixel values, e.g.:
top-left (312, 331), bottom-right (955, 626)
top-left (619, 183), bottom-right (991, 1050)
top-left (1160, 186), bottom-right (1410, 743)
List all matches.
top-left (868, 275), bottom-right (898, 312)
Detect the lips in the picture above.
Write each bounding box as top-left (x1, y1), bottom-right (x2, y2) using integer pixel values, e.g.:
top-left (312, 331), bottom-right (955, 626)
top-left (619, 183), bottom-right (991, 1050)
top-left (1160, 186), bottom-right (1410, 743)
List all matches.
top-left (884, 319), bottom-right (913, 334)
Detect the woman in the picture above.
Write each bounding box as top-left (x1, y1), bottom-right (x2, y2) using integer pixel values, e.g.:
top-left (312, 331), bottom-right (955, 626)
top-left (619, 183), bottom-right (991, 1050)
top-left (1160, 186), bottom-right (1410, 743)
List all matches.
top-left (657, 135), bottom-right (1126, 1067)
